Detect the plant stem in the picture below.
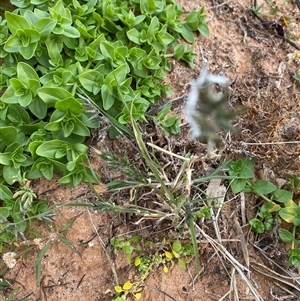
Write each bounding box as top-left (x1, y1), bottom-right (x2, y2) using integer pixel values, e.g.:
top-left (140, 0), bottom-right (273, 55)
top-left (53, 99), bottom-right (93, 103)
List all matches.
top-left (185, 167), bottom-right (201, 277)
top-left (245, 180), bottom-right (272, 202)
top-left (71, 83), bottom-right (78, 95)
top-left (292, 225), bottom-right (296, 249)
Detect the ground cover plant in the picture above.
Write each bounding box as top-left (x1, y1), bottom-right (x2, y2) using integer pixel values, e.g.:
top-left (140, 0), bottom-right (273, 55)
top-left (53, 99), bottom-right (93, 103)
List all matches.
top-left (0, 0), bottom-right (209, 249)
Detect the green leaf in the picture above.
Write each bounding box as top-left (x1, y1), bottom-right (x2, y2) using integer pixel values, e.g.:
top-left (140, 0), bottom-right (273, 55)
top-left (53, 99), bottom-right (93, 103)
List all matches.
top-left (184, 11), bottom-right (200, 31)
top-left (62, 118), bottom-right (75, 137)
top-left (279, 206), bottom-right (300, 226)
top-left (62, 25), bottom-right (81, 38)
top-left (252, 180), bottom-right (277, 195)
top-left (278, 228), bottom-right (294, 243)
top-left (139, 49), bottom-right (161, 70)
top-left (10, 0), bottom-right (32, 8)
top-left (147, 16), bottom-right (159, 38)
top-left (38, 87), bottom-right (74, 107)
top-left (18, 91), bottom-right (33, 107)
top-left (4, 29), bottom-right (40, 59)
top-left (156, 102), bottom-right (171, 120)
top-left (18, 62), bottom-right (40, 83)
top-left (172, 240), bottom-right (182, 253)
top-left (35, 241), bottom-right (51, 286)
top-left (58, 170), bottom-right (82, 186)
top-left (45, 35), bottom-right (63, 56)
top-left (273, 189), bottom-right (293, 203)
top-left (0, 153), bottom-right (13, 166)
top-left (5, 12), bottom-right (30, 34)
top-left (100, 41), bottom-right (115, 61)
top-left (178, 258), bottom-right (187, 270)
top-left (230, 178), bottom-right (247, 194)
top-left (35, 18), bottom-right (57, 41)
top-left (162, 115), bottom-right (178, 127)
top-left (140, 0), bottom-right (156, 14)
top-left (288, 248), bottom-right (300, 267)
top-left (35, 140), bottom-right (69, 159)
top-left (179, 25), bottom-right (194, 43)
top-left (28, 98), bottom-right (48, 119)
top-left (38, 162), bottom-right (54, 180)
top-left (79, 70), bottom-right (104, 94)
top-left (59, 236), bottom-right (81, 256)
top-left (293, 71), bottom-right (300, 82)
top-left (198, 22), bottom-right (210, 37)
top-left (19, 41), bottom-right (39, 60)
top-left (55, 97), bottom-right (83, 115)
top-left (157, 25), bottom-right (174, 45)
top-left (0, 184), bottom-right (13, 201)
top-left (0, 126), bottom-right (18, 146)
top-left (101, 84), bottom-right (115, 110)
top-left (229, 159), bottom-right (255, 178)
top-left (3, 165), bottom-right (19, 185)
top-left (1, 87), bottom-right (18, 104)
top-left (249, 218), bottom-right (265, 234)
top-left (127, 28), bottom-right (141, 44)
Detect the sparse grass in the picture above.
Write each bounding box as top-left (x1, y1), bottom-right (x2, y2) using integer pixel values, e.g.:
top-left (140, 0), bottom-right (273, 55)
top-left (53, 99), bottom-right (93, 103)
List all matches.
top-left (89, 116), bottom-right (300, 300)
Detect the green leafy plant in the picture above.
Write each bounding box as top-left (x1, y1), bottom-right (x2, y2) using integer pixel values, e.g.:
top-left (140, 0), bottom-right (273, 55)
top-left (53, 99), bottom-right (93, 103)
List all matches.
top-left (0, 0), bottom-right (209, 190)
top-left (111, 236), bottom-right (193, 300)
top-left (228, 159), bottom-right (300, 267)
top-left (0, 172), bottom-right (51, 252)
top-left (152, 102), bottom-right (180, 135)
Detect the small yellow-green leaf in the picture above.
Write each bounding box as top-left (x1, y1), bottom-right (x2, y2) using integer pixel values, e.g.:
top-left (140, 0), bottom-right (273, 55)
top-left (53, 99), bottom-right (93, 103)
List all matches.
top-left (134, 257), bottom-right (141, 266)
top-left (165, 251), bottom-right (173, 259)
top-left (285, 199), bottom-right (297, 208)
top-left (172, 240), bottom-right (182, 253)
top-left (123, 281), bottom-right (133, 291)
top-left (163, 265), bottom-right (168, 273)
top-left (172, 250), bottom-right (180, 259)
top-left (114, 285), bottom-right (123, 293)
top-left (178, 258), bottom-right (187, 270)
top-left (134, 293), bottom-right (142, 300)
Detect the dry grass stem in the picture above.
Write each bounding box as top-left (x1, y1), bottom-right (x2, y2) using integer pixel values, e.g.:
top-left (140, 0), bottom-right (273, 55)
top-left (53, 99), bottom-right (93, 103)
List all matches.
top-left (195, 225), bottom-right (264, 301)
top-left (250, 261), bottom-right (300, 292)
top-left (233, 215), bottom-right (250, 269)
top-left (147, 142), bottom-right (193, 162)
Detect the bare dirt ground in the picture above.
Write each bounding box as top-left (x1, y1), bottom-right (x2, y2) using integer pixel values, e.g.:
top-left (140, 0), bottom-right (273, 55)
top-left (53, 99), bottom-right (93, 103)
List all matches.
top-left (1, 0), bottom-right (300, 300)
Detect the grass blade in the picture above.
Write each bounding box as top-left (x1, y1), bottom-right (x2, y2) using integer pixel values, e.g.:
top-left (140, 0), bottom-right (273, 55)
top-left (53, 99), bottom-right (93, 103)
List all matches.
top-left (35, 241), bottom-right (51, 286)
top-left (130, 115), bottom-right (175, 204)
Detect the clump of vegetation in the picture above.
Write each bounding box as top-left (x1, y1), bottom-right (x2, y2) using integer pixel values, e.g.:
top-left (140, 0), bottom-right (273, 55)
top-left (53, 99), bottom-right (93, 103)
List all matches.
top-left (0, 0), bottom-right (209, 257)
top-left (111, 236), bottom-right (193, 300)
top-left (98, 134), bottom-right (300, 300)
top-left (228, 158), bottom-right (300, 267)
top-left (0, 172), bottom-right (51, 252)
top-left (0, 0), bottom-right (209, 190)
